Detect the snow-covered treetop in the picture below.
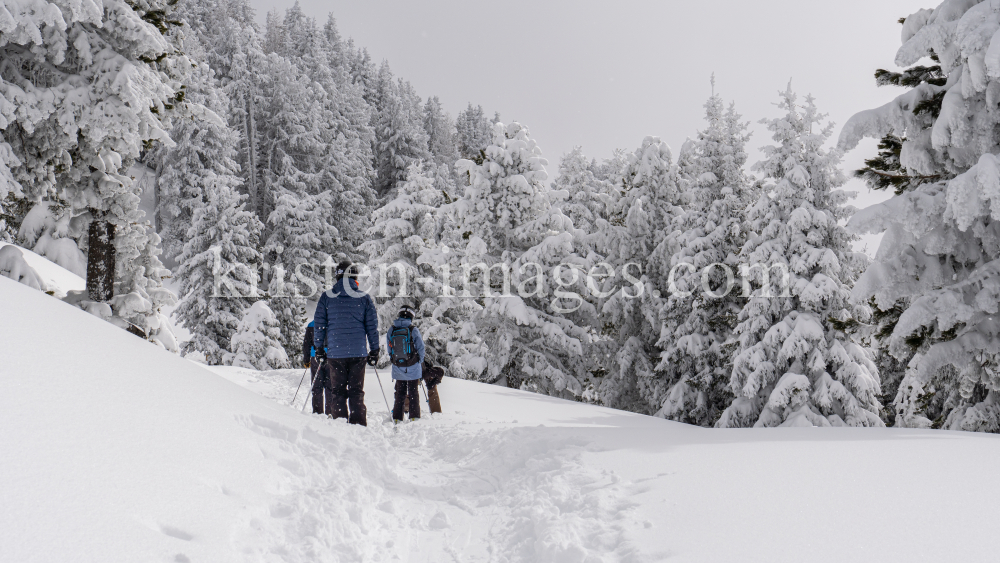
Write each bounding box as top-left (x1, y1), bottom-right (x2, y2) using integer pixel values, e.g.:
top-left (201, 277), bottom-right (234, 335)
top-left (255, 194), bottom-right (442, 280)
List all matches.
top-left (754, 85), bottom-right (851, 220)
top-left (1, 0), bottom-right (191, 207)
top-left (455, 122), bottom-right (552, 254)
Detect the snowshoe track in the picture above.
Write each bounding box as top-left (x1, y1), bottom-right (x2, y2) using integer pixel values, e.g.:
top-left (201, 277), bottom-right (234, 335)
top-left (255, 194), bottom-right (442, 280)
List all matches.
top-left (227, 379), bottom-right (648, 563)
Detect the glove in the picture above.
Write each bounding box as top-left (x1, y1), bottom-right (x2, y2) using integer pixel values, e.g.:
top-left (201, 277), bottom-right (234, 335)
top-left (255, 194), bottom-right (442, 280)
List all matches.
top-left (367, 348), bottom-right (379, 367)
top-left (303, 361), bottom-right (310, 368)
top-left (315, 350), bottom-right (327, 363)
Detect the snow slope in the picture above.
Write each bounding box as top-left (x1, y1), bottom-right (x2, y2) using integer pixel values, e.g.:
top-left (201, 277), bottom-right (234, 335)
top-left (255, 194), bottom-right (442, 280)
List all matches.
top-left (2, 274), bottom-right (1000, 562)
top-left (0, 241), bottom-right (85, 296)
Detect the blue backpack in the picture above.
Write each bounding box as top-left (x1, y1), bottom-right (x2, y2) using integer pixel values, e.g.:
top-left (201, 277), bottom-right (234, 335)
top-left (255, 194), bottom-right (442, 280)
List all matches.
top-left (389, 326), bottom-right (419, 367)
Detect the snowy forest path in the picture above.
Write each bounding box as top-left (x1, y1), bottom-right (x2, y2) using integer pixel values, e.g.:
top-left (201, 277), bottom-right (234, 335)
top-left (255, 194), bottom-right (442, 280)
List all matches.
top-left (211, 366), bottom-right (650, 562)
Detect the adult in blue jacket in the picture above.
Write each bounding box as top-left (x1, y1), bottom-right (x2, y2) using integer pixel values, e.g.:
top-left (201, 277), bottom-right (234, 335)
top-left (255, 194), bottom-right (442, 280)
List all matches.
top-left (387, 305), bottom-right (425, 421)
top-left (313, 261), bottom-right (380, 426)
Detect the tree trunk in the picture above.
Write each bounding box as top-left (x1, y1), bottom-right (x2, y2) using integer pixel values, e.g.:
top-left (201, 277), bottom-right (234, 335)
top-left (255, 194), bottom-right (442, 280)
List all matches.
top-left (86, 219), bottom-right (116, 301)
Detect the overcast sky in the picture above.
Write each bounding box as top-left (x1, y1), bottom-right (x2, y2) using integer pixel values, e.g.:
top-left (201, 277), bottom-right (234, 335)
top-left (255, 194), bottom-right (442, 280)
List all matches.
top-left (247, 0), bottom-right (931, 253)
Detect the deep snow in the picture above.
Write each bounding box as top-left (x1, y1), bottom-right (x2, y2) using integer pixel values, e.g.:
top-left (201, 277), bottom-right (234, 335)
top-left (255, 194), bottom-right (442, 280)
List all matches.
top-left (3, 274), bottom-right (1000, 562)
top-left (0, 241), bottom-right (85, 296)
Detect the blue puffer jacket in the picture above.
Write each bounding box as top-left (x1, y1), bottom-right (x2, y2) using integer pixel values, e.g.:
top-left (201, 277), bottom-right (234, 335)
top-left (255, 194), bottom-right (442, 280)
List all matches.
top-left (387, 318), bottom-right (425, 381)
top-left (313, 278), bottom-right (379, 359)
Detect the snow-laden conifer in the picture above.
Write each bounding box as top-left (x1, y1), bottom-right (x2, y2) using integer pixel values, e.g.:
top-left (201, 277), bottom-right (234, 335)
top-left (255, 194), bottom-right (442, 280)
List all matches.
top-left (361, 164), bottom-right (444, 328)
top-left (453, 122), bottom-right (593, 396)
top-left (156, 54), bottom-right (244, 262)
top-left (657, 91), bottom-right (756, 426)
top-left (717, 87), bottom-right (881, 428)
top-left (455, 104), bottom-right (495, 161)
top-left (16, 201), bottom-right (88, 277)
top-left (227, 301), bottom-right (289, 370)
top-left (840, 2), bottom-right (1000, 431)
top-left (1, 0), bottom-right (190, 341)
top-left (594, 137), bottom-right (681, 412)
top-left (552, 147), bottom-right (618, 237)
top-left (424, 97), bottom-right (460, 170)
top-left (174, 183), bottom-right (263, 365)
top-left (372, 66), bottom-right (431, 197)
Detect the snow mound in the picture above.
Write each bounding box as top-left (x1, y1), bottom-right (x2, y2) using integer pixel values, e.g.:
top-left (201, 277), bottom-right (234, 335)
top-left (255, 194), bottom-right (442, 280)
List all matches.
top-left (0, 245), bottom-right (46, 291)
top-left (0, 241), bottom-right (85, 297)
top-left (3, 275), bottom-right (1000, 562)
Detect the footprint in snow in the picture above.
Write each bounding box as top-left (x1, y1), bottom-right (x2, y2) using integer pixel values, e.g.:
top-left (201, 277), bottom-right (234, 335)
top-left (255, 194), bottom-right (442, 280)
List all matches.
top-left (429, 511), bottom-right (450, 530)
top-left (159, 525), bottom-right (194, 541)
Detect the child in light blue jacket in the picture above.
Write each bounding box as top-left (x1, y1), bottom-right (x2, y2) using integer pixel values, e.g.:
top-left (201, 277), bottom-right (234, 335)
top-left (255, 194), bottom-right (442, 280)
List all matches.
top-left (387, 305), bottom-right (425, 421)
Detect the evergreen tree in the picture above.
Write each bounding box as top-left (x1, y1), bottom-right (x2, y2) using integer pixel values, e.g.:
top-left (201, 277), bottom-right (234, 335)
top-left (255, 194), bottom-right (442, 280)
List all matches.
top-left (174, 0), bottom-right (269, 218)
top-left (846, 50), bottom-right (948, 426)
top-left (173, 184), bottom-right (263, 364)
top-left (657, 90), bottom-right (757, 426)
top-left (840, 3), bottom-right (1000, 431)
top-left (0, 140), bottom-right (23, 243)
top-left (1, 0), bottom-right (189, 342)
top-left (455, 103), bottom-right (494, 161)
top-left (552, 147), bottom-right (618, 236)
top-left (227, 301), bottom-right (289, 370)
top-left (16, 200), bottom-right (89, 277)
top-left (423, 96), bottom-right (460, 169)
top-left (717, 86), bottom-right (881, 428)
top-left (453, 122), bottom-right (593, 396)
top-left (594, 137), bottom-right (681, 412)
top-left (360, 164), bottom-right (445, 333)
top-left (155, 55), bottom-right (243, 262)
top-left (265, 283), bottom-right (308, 364)
top-left (372, 65), bottom-right (431, 197)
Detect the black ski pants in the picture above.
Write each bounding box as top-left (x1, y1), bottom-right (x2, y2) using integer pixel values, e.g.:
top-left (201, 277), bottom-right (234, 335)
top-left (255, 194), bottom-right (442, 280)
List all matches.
top-left (393, 379), bottom-right (420, 421)
top-left (310, 362), bottom-right (332, 415)
top-left (326, 357), bottom-right (367, 426)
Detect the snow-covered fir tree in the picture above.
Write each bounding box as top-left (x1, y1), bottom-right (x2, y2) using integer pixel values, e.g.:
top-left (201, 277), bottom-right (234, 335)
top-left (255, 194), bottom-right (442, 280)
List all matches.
top-left (552, 147), bottom-right (618, 237)
top-left (455, 104), bottom-right (495, 161)
top-left (847, 53), bottom-right (947, 426)
top-left (155, 51), bottom-right (244, 262)
top-left (1, 0), bottom-right (190, 345)
top-left (371, 65), bottom-right (431, 197)
top-left (405, 166), bottom-right (481, 369)
top-left (423, 96), bottom-right (460, 170)
top-left (264, 280), bottom-right (309, 364)
top-left (717, 87), bottom-right (881, 428)
top-left (657, 90), bottom-right (757, 426)
top-left (594, 137), bottom-right (682, 412)
top-left (227, 301), bottom-right (289, 370)
top-left (265, 4), bottom-right (375, 234)
top-left (840, 2), bottom-right (1000, 432)
top-left (360, 163), bottom-right (446, 333)
top-left (453, 122), bottom-right (594, 396)
top-left (174, 184), bottom-right (263, 364)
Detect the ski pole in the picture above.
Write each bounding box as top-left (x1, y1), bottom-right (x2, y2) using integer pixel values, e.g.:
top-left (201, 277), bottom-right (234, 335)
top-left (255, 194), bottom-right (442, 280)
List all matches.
top-left (372, 366), bottom-right (393, 419)
top-left (291, 366), bottom-right (309, 406)
top-left (301, 387), bottom-right (312, 413)
top-left (419, 379), bottom-right (432, 411)
top-left (302, 359), bottom-right (322, 413)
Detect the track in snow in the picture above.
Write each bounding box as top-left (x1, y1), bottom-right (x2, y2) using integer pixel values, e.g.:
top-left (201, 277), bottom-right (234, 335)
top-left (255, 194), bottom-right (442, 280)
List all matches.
top-left (211, 366), bottom-right (648, 562)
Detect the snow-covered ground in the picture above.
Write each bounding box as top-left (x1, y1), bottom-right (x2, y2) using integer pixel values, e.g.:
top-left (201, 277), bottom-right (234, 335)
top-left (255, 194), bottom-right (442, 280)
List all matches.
top-left (3, 274), bottom-right (1000, 562)
top-left (0, 241), bottom-right (85, 296)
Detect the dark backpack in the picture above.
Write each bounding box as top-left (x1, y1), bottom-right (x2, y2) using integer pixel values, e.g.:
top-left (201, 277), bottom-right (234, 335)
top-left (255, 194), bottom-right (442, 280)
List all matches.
top-left (389, 325), bottom-right (419, 367)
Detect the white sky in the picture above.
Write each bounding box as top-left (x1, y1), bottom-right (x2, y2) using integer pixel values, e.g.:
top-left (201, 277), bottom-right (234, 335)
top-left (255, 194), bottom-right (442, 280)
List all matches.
top-left (248, 0), bottom-right (932, 255)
